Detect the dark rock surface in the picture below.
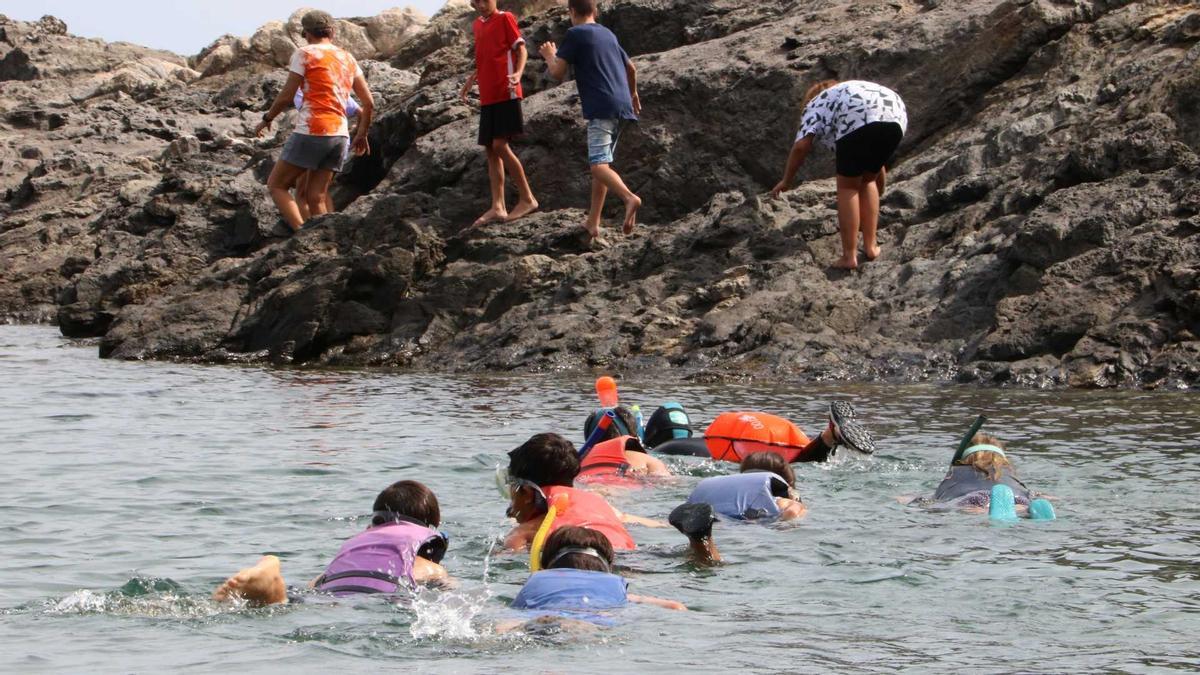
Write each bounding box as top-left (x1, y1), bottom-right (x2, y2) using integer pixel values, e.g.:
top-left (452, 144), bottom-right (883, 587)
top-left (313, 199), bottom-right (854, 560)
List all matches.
top-left (2, 2), bottom-right (1198, 389)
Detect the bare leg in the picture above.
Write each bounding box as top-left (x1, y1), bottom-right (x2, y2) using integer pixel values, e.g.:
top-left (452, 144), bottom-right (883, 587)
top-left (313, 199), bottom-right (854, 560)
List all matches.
top-left (876, 165), bottom-right (887, 197)
top-left (323, 188), bottom-right (335, 214)
top-left (305, 169), bottom-right (336, 219)
top-left (589, 163), bottom-right (640, 234)
top-left (584, 176), bottom-right (608, 238)
top-left (859, 170), bottom-right (881, 260)
top-left (474, 145), bottom-right (508, 227)
top-left (294, 172), bottom-right (312, 221)
top-left (213, 555), bottom-right (288, 605)
top-left (496, 138), bottom-right (538, 221)
top-left (834, 174), bottom-right (863, 269)
top-left (267, 161), bottom-right (310, 232)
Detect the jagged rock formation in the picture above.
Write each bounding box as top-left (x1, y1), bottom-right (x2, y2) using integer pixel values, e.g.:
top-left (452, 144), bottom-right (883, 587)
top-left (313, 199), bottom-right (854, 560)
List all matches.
top-left (2, 2), bottom-right (1199, 389)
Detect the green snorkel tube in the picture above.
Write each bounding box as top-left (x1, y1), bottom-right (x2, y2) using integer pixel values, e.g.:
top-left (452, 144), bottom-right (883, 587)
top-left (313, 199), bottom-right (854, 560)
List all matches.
top-left (950, 415), bottom-right (987, 465)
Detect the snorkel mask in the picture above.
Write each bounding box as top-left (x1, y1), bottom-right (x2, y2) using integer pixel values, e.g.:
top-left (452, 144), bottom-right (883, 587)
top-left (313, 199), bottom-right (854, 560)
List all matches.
top-left (544, 546), bottom-right (612, 573)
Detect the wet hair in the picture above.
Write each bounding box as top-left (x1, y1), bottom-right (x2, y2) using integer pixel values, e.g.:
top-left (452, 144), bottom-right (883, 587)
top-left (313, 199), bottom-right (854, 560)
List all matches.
top-left (372, 480), bottom-right (440, 527)
top-left (956, 433), bottom-right (1014, 481)
top-left (508, 433), bottom-right (580, 487)
top-left (584, 405), bottom-right (639, 443)
top-left (541, 526), bottom-right (614, 572)
top-left (802, 79), bottom-right (839, 109)
top-left (739, 452), bottom-right (796, 488)
top-left (568, 0), bottom-right (597, 17)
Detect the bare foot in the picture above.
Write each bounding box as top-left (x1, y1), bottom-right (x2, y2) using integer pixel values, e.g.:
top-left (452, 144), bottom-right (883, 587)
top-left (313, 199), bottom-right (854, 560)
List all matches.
top-left (863, 245), bottom-right (881, 261)
top-left (832, 258), bottom-right (858, 271)
top-left (213, 555), bottom-right (288, 606)
top-left (622, 194), bottom-right (642, 235)
top-left (472, 207), bottom-right (507, 228)
top-left (581, 222), bottom-right (601, 239)
top-left (505, 199), bottom-right (539, 222)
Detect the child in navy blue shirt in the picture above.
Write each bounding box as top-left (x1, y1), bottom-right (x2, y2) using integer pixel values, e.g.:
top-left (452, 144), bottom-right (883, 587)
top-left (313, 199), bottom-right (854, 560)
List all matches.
top-left (538, 0), bottom-right (642, 240)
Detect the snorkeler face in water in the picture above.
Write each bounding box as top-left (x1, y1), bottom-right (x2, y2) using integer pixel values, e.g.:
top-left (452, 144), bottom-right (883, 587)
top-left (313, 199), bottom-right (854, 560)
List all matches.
top-left (506, 479), bottom-right (548, 523)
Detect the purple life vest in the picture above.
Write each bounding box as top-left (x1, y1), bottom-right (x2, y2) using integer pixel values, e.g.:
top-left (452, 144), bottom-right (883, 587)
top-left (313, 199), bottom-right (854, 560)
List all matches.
top-left (315, 520), bottom-right (443, 596)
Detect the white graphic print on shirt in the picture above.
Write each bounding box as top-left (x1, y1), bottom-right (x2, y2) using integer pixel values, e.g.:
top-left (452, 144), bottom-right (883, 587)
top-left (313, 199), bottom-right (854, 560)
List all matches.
top-left (796, 80), bottom-right (908, 150)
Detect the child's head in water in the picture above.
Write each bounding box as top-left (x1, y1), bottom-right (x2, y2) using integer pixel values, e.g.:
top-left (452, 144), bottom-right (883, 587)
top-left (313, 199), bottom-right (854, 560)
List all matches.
top-left (539, 526), bottom-right (615, 573)
top-left (584, 406), bottom-right (641, 445)
top-left (739, 452), bottom-right (795, 486)
top-left (955, 433), bottom-right (1013, 481)
top-left (739, 452), bottom-right (800, 501)
top-left (372, 480), bottom-right (441, 527)
top-left (508, 433), bottom-right (580, 487)
top-left (506, 433), bottom-right (580, 522)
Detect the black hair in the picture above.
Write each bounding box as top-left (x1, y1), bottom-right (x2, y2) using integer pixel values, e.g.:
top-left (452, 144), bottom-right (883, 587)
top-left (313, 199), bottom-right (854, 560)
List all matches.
top-left (541, 526), bottom-right (614, 572)
top-left (304, 27), bottom-right (334, 39)
top-left (508, 433), bottom-right (580, 487)
top-left (372, 480), bottom-right (441, 527)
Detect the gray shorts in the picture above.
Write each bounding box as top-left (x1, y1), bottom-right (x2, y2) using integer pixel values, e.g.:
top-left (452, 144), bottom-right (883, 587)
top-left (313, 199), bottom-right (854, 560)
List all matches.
top-left (280, 133), bottom-right (349, 172)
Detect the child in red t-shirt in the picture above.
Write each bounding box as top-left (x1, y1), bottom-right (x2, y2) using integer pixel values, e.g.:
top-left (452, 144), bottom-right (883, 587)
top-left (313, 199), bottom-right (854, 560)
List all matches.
top-left (459, 0), bottom-right (539, 228)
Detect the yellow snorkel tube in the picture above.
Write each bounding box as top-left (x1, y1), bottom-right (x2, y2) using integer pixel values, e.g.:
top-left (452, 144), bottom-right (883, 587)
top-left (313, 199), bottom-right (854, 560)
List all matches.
top-left (529, 492), bottom-right (571, 571)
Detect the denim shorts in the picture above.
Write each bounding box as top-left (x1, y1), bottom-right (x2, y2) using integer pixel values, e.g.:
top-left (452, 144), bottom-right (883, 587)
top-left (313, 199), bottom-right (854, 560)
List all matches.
top-left (280, 132), bottom-right (349, 172)
top-left (587, 118), bottom-right (623, 165)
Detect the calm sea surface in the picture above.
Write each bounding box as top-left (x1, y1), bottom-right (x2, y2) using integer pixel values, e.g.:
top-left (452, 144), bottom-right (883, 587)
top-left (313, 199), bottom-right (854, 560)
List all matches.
top-left (1, 324), bottom-right (1198, 673)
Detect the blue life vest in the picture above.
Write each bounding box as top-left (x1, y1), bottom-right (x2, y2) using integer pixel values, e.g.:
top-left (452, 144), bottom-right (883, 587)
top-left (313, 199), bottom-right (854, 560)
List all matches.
top-left (687, 472), bottom-right (786, 520)
top-left (511, 569), bottom-right (628, 611)
top-left (934, 465), bottom-right (1032, 504)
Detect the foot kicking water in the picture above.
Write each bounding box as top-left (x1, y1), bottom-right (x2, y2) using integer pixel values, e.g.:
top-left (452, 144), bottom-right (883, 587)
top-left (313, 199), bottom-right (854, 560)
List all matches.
top-left (506, 199), bottom-right (539, 222)
top-left (829, 401), bottom-right (876, 454)
top-left (213, 555), bottom-right (288, 606)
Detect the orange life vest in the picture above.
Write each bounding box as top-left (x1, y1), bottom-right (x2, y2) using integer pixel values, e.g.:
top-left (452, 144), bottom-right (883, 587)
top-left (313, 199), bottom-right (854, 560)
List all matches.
top-left (543, 485), bottom-right (636, 550)
top-left (704, 411), bottom-right (811, 463)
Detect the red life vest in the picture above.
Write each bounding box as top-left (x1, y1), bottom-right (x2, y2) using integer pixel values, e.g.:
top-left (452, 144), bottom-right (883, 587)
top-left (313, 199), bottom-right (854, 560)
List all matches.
top-left (704, 411), bottom-right (812, 463)
top-left (543, 485), bottom-right (636, 550)
top-left (577, 436), bottom-right (641, 487)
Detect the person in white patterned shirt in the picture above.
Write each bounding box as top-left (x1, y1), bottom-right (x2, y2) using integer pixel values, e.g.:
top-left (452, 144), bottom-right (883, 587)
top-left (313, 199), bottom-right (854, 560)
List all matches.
top-left (772, 80), bottom-right (907, 270)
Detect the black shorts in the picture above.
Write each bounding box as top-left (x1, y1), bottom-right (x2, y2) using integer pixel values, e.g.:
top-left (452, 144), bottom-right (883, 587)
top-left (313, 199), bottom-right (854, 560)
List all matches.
top-left (834, 121), bottom-right (903, 177)
top-left (478, 99), bottom-right (524, 146)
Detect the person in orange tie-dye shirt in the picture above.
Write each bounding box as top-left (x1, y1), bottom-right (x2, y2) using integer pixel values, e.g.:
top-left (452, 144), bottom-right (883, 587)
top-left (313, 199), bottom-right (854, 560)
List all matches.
top-left (254, 10), bottom-right (374, 234)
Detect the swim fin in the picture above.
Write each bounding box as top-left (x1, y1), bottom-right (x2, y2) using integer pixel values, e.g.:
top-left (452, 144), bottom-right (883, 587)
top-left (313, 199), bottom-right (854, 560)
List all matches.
top-left (1028, 498), bottom-right (1056, 521)
top-left (988, 484), bottom-right (1018, 521)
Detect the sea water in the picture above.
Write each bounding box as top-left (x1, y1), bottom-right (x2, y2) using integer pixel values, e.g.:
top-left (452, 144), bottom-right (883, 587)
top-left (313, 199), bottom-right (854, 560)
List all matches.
top-left (1, 325), bottom-right (1198, 672)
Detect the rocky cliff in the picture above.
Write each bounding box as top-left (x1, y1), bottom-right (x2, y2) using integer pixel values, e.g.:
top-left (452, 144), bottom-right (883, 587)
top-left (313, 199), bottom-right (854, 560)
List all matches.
top-left (2, 1), bottom-right (1198, 389)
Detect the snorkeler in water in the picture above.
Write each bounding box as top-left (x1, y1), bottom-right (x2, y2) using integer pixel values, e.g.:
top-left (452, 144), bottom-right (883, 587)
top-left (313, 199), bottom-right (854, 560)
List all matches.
top-left (502, 433), bottom-right (668, 552)
top-left (705, 402), bottom-right (876, 463)
top-left (909, 422), bottom-right (1055, 520)
top-left (497, 525), bottom-right (685, 634)
top-left (213, 480), bottom-right (450, 605)
top-left (578, 405), bottom-right (672, 484)
top-left (667, 452), bottom-right (808, 565)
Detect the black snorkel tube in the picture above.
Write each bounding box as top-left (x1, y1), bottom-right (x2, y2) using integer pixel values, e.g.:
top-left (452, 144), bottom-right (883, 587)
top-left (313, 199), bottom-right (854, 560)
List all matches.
top-left (950, 415), bottom-right (987, 465)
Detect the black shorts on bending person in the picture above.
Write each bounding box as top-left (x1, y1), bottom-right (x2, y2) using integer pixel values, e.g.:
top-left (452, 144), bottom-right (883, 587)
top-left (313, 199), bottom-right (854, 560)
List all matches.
top-left (478, 99), bottom-right (525, 146)
top-left (834, 121), bottom-right (903, 177)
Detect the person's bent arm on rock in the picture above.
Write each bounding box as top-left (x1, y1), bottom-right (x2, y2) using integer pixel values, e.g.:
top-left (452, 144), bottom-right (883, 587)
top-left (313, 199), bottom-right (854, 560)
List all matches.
top-left (351, 73), bottom-right (374, 156)
top-left (771, 135), bottom-right (813, 198)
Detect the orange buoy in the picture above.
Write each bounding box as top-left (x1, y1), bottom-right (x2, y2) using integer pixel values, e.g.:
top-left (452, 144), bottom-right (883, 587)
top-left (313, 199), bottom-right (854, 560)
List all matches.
top-left (704, 411), bottom-right (811, 463)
